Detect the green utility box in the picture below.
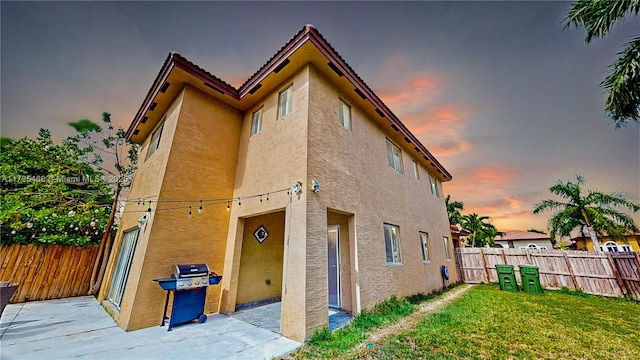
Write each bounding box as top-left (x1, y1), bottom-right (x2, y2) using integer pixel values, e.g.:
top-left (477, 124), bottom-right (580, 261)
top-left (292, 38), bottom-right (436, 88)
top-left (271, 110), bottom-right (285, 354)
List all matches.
top-left (520, 265), bottom-right (543, 294)
top-left (495, 264), bottom-right (518, 291)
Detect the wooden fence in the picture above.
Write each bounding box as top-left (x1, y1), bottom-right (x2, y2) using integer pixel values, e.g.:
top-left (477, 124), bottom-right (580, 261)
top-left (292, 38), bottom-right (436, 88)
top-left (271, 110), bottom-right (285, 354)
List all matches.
top-left (455, 247), bottom-right (640, 301)
top-left (0, 244), bottom-right (99, 303)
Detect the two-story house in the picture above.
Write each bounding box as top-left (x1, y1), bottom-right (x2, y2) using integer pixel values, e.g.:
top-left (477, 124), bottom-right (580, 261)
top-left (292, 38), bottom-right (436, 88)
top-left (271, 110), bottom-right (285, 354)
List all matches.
top-left (98, 25), bottom-right (455, 342)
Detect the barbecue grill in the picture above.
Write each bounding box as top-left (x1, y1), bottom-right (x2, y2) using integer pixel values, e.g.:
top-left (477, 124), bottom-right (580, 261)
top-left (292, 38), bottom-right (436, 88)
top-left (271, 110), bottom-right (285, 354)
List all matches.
top-left (153, 263), bottom-right (222, 331)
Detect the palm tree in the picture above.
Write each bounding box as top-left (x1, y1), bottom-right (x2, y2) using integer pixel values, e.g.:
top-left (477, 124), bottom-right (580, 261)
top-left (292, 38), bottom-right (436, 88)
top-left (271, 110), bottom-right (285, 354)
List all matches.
top-left (564, 0), bottom-right (640, 128)
top-left (445, 194), bottom-right (464, 226)
top-left (533, 175), bottom-right (639, 251)
top-left (461, 213), bottom-right (495, 247)
top-left (480, 225), bottom-right (504, 248)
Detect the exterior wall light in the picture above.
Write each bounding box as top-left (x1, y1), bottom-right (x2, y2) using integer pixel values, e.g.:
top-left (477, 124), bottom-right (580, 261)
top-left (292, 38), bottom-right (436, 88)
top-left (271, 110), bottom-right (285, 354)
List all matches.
top-left (138, 214), bottom-right (148, 228)
top-left (311, 180), bottom-right (320, 193)
top-left (293, 181), bottom-right (303, 195)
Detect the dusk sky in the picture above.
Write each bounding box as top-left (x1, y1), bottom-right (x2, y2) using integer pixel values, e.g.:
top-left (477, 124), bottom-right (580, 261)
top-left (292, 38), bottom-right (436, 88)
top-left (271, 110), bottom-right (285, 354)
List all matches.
top-left (2, 1), bottom-right (638, 233)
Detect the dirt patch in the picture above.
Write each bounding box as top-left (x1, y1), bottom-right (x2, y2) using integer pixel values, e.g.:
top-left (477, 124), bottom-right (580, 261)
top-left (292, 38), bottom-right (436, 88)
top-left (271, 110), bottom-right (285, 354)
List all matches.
top-left (345, 283), bottom-right (474, 359)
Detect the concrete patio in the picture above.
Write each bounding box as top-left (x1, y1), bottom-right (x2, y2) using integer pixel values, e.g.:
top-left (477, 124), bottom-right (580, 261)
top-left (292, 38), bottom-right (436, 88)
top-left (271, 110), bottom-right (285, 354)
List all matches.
top-left (0, 296), bottom-right (300, 360)
top-left (229, 302), bottom-right (353, 334)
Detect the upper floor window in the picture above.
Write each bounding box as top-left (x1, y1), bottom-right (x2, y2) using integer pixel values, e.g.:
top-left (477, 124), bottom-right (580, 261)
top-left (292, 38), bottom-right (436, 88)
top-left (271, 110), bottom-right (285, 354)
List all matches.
top-left (429, 175), bottom-right (439, 197)
top-left (278, 85), bottom-right (293, 118)
top-left (251, 108), bottom-right (263, 136)
top-left (147, 121), bottom-right (165, 159)
top-left (384, 223), bottom-right (402, 264)
top-left (339, 99), bottom-right (351, 129)
top-left (443, 236), bottom-right (451, 261)
top-left (420, 232), bottom-right (431, 262)
top-left (412, 160), bottom-right (419, 179)
top-left (386, 140), bottom-right (403, 174)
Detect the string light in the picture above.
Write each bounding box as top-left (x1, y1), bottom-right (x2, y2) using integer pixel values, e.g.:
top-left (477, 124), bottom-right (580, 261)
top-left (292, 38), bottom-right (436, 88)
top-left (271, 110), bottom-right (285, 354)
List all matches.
top-left (118, 187), bottom-right (292, 215)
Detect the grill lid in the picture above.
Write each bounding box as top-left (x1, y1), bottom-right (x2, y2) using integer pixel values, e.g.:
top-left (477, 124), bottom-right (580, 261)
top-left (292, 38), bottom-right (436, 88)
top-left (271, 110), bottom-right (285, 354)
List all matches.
top-left (173, 263), bottom-right (209, 278)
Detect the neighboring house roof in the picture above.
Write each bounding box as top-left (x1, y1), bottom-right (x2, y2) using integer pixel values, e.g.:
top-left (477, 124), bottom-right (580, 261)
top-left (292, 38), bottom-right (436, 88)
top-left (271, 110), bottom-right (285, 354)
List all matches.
top-left (495, 230), bottom-right (550, 241)
top-left (450, 225), bottom-right (471, 236)
top-left (125, 24), bottom-right (452, 181)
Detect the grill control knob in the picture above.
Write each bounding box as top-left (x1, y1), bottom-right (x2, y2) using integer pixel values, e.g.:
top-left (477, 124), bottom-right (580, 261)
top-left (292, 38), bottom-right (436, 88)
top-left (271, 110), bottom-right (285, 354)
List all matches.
top-left (195, 281), bottom-right (199, 285)
top-left (188, 282), bottom-right (192, 286)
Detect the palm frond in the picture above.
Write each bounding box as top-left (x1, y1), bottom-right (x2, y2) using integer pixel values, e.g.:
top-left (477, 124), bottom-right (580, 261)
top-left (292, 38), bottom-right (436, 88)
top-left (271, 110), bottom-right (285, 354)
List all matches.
top-left (584, 190), bottom-right (640, 211)
top-left (564, 0), bottom-right (640, 43)
top-left (602, 36), bottom-right (640, 128)
top-left (592, 207), bottom-right (640, 232)
top-left (533, 199), bottom-right (572, 214)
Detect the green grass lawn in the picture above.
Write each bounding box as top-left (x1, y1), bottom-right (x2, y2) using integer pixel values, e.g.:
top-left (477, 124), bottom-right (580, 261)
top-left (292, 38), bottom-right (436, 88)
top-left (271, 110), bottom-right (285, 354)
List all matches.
top-left (365, 284), bottom-right (640, 359)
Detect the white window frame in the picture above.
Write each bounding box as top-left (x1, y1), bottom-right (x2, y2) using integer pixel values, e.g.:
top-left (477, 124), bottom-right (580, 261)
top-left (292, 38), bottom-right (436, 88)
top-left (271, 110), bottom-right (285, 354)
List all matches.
top-left (147, 120), bottom-right (165, 159)
top-left (429, 175), bottom-right (439, 197)
top-left (443, 236), bottom-right (451, 261)
top-left (412, 160), bottom-right (419, 179)
top-left (420, 231), bottom-right (431, 263)
top-left (278, 85), bottom-right (293, 118)
top-left (386, 139), bottom-right (403, 174)
top-left (107, 228), bottom-right (140, 308)
top-left (251, 107), bottom-right (263, 136)
top-left (603, 241), bottom-right (631, 252)
top-left (384, 223), bottom-right (403, 264)
top-left (339, 99), bottom-right (351, 129)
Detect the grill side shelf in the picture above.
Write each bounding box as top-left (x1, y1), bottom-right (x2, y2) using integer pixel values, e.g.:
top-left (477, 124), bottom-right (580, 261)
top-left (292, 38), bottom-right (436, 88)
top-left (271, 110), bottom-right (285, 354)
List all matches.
top-left (154, 278), bottom-right (177, 291)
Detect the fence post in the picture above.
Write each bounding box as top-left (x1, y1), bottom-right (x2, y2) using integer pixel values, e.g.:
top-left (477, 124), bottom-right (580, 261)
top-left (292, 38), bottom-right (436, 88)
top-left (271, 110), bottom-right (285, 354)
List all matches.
top-left (455, 249), bottom-right (464, 283)
top-left (479, 248), bottom-right (491, 283)
top-left (562, 251), bottom-right (578, 290)
top-left (501, 248), bottom-right (508, 264)
top-left (607, 252), bottom-right (628, 296)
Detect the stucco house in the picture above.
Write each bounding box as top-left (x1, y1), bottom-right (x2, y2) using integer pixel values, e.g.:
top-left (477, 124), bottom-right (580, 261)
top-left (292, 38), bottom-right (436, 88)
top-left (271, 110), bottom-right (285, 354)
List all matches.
top-left (494, 230), bottom-right (553, 250)
top-left (97, 25), bottom-right (455, 341)
top-left (571, 234), bottom-right (640, 252)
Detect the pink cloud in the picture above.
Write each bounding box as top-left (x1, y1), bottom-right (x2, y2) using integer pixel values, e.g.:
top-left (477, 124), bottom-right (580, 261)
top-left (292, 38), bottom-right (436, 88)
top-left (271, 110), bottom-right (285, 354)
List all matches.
top-left (377, 74), bottom-right (442, 109)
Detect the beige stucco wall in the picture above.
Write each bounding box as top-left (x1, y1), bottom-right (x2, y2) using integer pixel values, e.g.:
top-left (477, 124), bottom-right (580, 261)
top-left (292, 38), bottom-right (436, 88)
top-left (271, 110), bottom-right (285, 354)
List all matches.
top-left (100, 85), bottom-right (243, 330)
top-left (236, 211), bottom-right (285, 305)
top-left (106, 60), bottom-right (454, 341)
top-left (306, 64), bottom-right (455, 322)
top-left (220, 65), bottom-right (310, 341)
top-left (98, 88), bottom-right (186, 327)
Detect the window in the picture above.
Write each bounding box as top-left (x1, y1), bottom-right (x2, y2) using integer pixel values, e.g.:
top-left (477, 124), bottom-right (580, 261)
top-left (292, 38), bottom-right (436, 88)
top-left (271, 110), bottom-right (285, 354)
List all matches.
top-left (420, 232), bottom-right (431, 262)
top-left (412, 160), bottom-right (419, 179)
top-left (278, 85), bottom-right (293, 118)
top-left (443, 236), bottom-right (451, 261)
top-left (147, 121), bottom-right (165, 158)
top-left (429, 175), bottom-right (439, 197)
top-left (107, 228), bottom-right (140, 308)
top-left (604, 241), bottom-right (620, 252)
top-left (384, 223), bottom-right (402, 264)
top-left (251, 108), bottom-right (263, 136)
top-left (621, 245), bottom-right (632, 252)
top-left (339, 99), bottom-right (351, 129)
top-left (386, 140), bottom-right (403, 174)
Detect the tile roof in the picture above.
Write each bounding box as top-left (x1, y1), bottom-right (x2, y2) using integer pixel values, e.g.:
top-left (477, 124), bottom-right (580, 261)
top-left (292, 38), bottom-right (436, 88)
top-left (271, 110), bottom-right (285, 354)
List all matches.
top-left (126, 25), bottom-right (452, 180)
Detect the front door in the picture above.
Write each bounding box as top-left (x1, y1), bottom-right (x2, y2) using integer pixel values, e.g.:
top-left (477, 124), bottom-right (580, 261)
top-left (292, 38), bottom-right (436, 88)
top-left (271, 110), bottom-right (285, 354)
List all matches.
top-left (327, 226), bottom-right (341, 308)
